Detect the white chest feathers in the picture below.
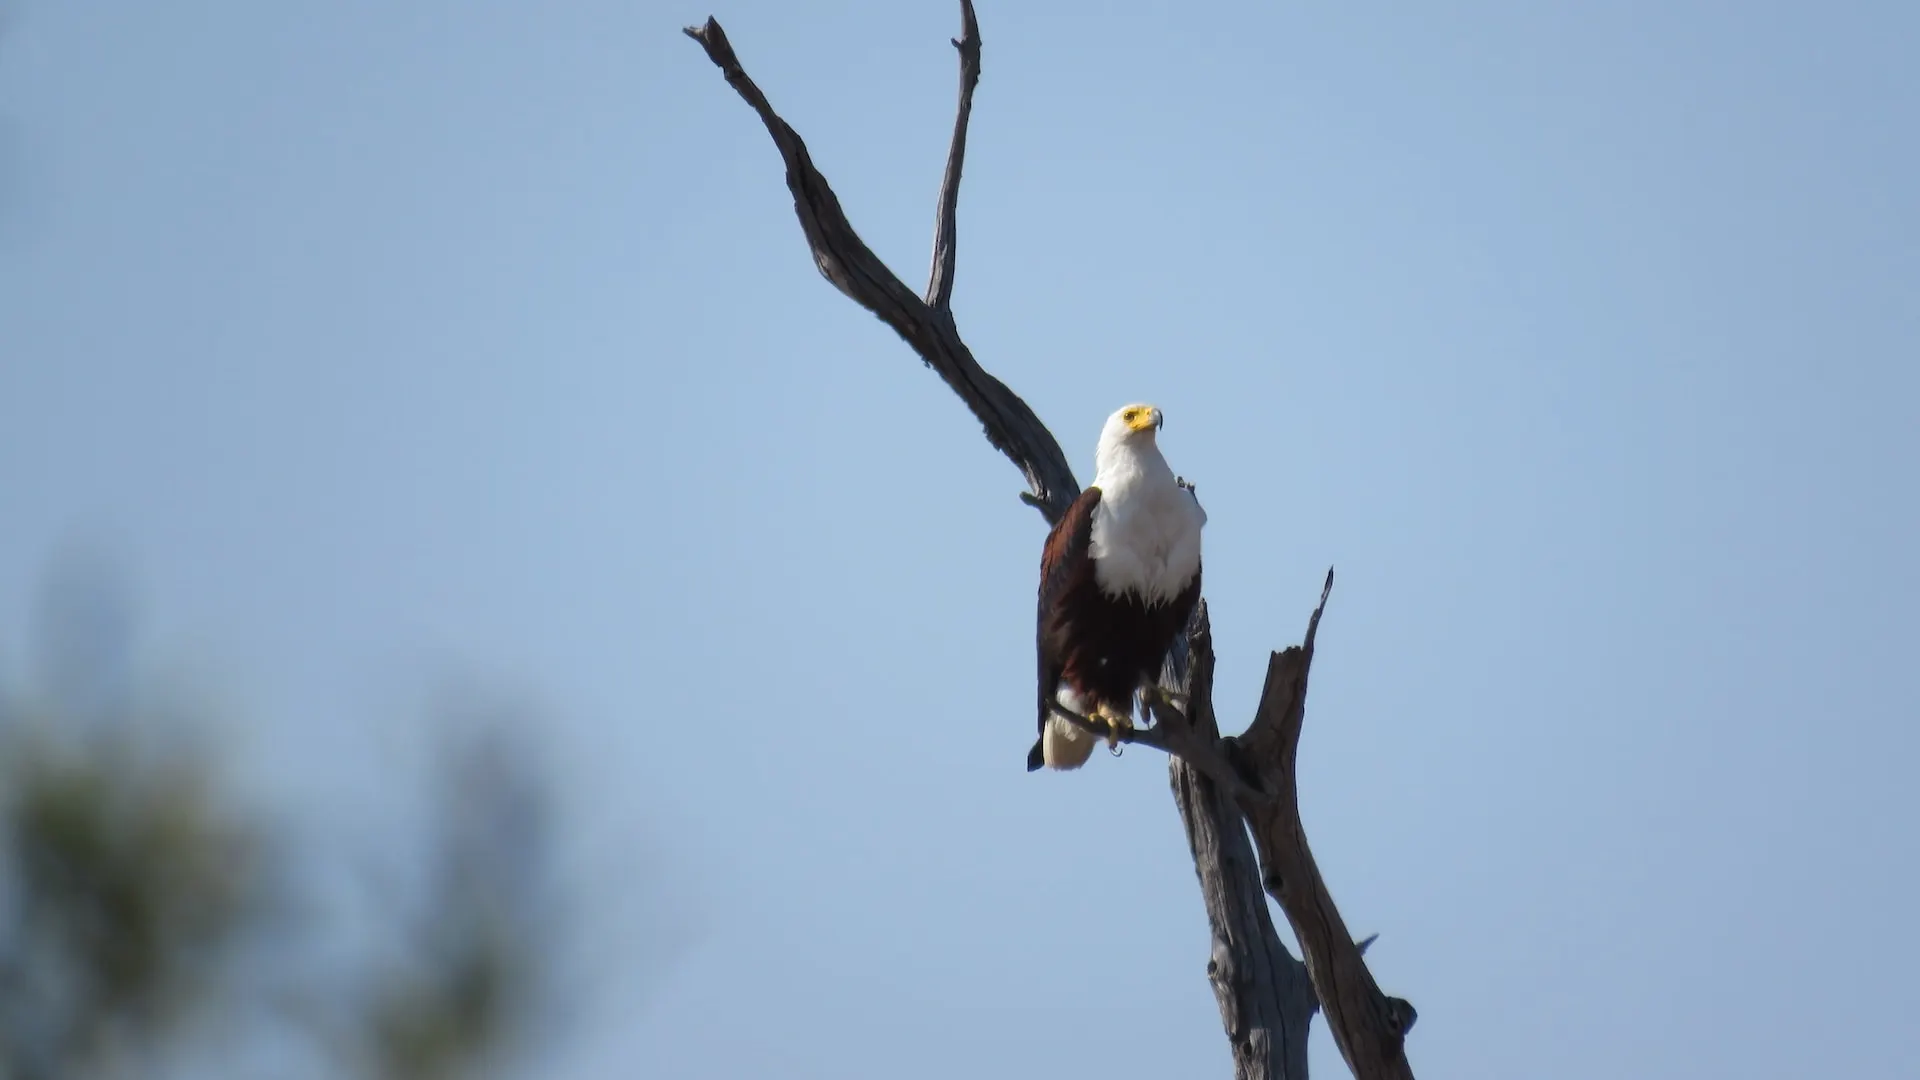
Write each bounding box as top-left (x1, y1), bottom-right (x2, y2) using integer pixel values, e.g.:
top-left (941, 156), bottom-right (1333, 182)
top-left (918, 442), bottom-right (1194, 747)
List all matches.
top-left (1088, 458), bottom-right (1206, 605)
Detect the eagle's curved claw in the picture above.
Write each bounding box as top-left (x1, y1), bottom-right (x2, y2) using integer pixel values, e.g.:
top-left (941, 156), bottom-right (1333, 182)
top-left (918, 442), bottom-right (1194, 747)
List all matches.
top-left (1096, 701), bottom-right (1133, 753)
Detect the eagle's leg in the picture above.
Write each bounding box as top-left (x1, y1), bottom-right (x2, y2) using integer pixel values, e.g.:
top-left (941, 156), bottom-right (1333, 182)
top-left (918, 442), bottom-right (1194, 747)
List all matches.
top-left (1095, 701), bottom-right (1133, 754)
top-left (1140, 685), bottom-right (1191, 721)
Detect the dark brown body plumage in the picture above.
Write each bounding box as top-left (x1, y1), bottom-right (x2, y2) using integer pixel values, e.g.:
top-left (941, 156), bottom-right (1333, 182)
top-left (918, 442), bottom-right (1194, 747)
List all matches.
top-left (1027, 487), bottom-right (1204, 771)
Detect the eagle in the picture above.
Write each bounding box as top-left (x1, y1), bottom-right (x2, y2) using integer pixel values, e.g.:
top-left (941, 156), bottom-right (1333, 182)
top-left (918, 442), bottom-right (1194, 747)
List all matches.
top-left (1028, 403), bottom-right (1207, 771)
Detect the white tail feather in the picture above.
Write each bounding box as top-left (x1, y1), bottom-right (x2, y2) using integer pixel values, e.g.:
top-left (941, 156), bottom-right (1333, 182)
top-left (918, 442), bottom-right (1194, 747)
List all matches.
top-left (1042, 714), bottom-right (1097, 770)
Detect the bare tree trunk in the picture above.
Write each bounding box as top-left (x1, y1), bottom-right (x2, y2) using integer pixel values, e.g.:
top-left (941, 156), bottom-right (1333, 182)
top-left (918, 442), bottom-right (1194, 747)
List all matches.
top-left (1163, 614), bottom-right (1317, 1080)
top-left (682, 6), bottom-right (1416, 1077)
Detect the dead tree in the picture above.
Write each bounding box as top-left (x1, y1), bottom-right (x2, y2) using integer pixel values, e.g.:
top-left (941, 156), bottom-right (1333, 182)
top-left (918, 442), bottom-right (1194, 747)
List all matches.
top-left (683, 5), bottom-right (1417, 1077)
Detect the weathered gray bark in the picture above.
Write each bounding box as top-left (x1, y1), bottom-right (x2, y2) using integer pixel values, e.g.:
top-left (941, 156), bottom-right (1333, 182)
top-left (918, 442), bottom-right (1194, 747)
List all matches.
top-left (1163, 609), bottom-right (1317, 1079)
top-left (683, 6), bottom-right (1415, 1077)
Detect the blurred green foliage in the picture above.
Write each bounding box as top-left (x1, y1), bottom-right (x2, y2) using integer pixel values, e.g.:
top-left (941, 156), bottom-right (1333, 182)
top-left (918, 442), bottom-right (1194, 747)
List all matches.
top-left (0, 724), bottom-right (261, 1079)
top-left (0, 552), bottom-right (558, 1079)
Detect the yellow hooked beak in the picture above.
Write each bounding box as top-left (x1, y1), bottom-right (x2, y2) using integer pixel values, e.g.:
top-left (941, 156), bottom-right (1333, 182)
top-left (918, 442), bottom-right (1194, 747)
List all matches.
top-left (1122, 405), bottom-right (1163, 433)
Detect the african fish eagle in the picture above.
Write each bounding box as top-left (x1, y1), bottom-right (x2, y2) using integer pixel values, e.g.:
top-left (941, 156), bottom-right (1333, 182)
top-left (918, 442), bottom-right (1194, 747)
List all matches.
top-left (1029, 403), bottom-right (1206, 771)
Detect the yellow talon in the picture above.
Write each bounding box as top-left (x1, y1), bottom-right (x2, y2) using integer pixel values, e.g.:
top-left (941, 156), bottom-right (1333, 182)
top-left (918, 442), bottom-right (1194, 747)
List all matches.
top-left (1097, 701), bottom-right (1134, 754)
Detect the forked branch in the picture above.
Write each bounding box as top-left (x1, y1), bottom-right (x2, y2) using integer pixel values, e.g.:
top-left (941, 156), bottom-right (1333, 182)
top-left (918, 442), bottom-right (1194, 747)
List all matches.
top-left (685, 7), bottom-right (1415, 1078)
top-left (1232, 571), bottom-right (1418, 1078)
top-left (683, 5), bottom-right (1074, 522)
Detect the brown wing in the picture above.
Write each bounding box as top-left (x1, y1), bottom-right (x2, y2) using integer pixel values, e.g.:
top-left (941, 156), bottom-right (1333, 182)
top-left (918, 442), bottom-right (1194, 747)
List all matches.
top-left (1029, 486), bottom-right (1102, 771)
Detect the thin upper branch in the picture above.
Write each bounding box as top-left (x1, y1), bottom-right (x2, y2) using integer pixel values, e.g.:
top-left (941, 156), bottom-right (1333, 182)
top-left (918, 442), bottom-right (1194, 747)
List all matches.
top-left (683, 13), bottom-right (1076, 521)
top-left (926, 0), bottom-right (980, 312)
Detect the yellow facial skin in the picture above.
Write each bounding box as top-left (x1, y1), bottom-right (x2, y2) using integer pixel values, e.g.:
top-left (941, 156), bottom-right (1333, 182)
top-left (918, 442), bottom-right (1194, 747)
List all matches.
top-left (1120, 404), bottom-right (1164, 433)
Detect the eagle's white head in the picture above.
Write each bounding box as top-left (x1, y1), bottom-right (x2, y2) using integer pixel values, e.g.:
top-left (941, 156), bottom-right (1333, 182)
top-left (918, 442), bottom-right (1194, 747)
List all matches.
top-left (1096, 402), bottom-right (1162, 446)
top-left (1088, 402), bottom-right (1205, 604)
top-left (1093, 402), bottom-right (1165, 483)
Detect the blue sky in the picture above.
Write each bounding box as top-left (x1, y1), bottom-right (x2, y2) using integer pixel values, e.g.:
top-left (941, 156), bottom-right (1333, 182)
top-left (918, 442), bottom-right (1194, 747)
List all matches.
top-left (3, 1), bottom-right (1916, 1077)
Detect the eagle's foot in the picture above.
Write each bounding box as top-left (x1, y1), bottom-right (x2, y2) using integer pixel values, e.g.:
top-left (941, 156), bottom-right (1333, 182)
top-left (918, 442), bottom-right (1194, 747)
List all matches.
top-left (1096, 702), bottom-right (1133, 755)
top-left (1141, 685), bottom-right (1191, 720)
